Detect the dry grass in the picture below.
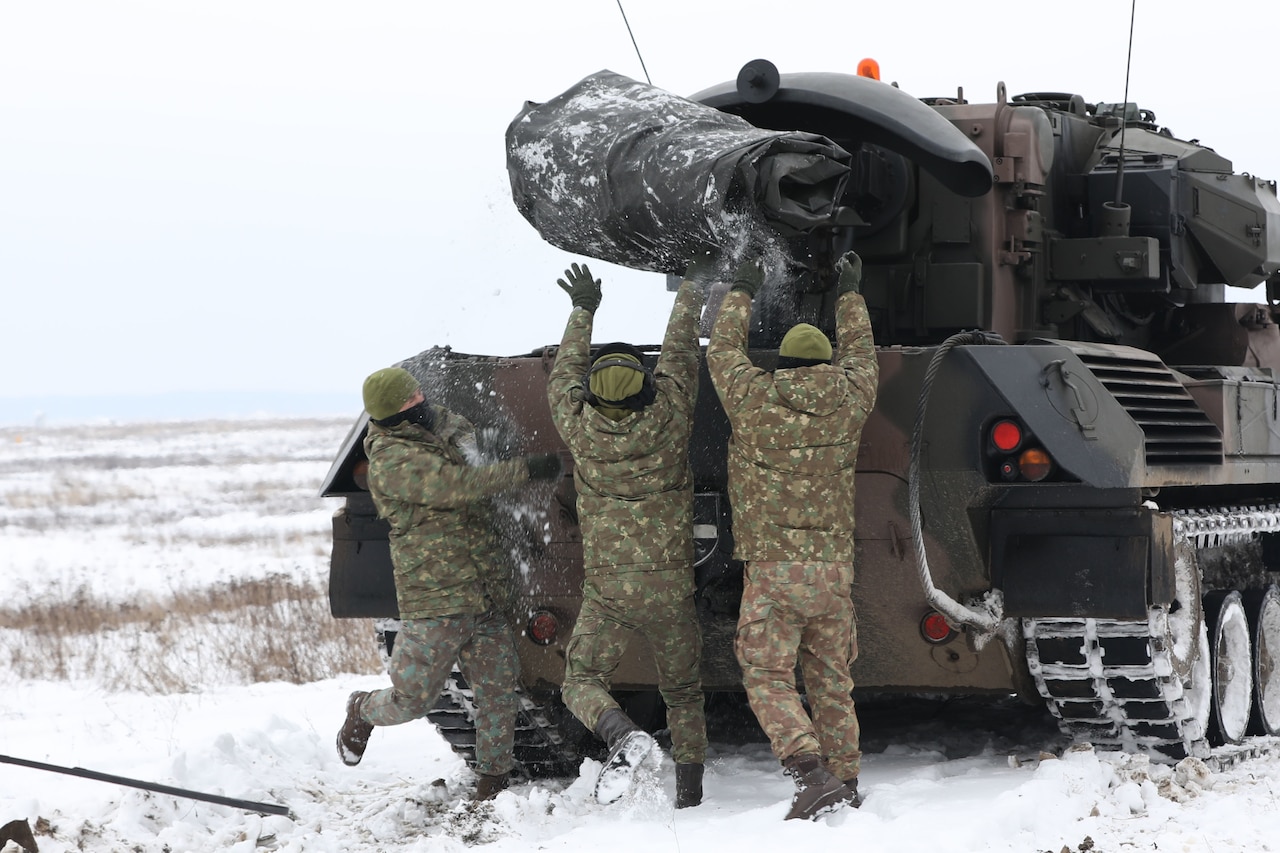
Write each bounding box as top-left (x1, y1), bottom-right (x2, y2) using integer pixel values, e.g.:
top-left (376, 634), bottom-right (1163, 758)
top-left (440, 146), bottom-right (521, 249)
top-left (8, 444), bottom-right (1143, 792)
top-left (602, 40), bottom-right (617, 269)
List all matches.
top-left (2, 473), bottom-right (147, 509)
top-left (0, 416), bottom-right (379, 693)
top-left (0, 574), bottom-right (382, 692)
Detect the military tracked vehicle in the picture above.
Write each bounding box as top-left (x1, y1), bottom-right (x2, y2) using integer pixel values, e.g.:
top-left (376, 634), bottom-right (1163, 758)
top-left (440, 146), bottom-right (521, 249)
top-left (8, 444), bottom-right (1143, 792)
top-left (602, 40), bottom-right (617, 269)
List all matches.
top-left (322, 60), bottom-right (1280, 775)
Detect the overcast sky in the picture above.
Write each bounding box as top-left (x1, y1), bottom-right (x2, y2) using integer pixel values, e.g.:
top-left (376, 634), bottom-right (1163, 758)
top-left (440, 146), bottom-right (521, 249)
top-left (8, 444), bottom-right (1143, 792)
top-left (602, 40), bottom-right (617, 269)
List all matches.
top-left (2, 0), bottom-right (1277, 411)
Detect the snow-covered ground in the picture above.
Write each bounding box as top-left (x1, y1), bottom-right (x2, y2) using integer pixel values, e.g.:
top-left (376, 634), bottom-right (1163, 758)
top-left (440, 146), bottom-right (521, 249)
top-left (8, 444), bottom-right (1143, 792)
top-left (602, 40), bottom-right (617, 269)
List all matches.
top-left (2, 418), bottom-right (1280, 852)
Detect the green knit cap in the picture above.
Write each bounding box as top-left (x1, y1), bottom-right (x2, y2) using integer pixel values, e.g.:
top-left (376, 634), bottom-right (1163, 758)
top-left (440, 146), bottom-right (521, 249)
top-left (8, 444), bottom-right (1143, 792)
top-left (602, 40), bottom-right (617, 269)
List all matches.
top-left (363, 367), bottom-right (419, 420)
top-left (588, 352), bottom-right (645, 403)
top-left (779, 323), bottom-right (833, 361)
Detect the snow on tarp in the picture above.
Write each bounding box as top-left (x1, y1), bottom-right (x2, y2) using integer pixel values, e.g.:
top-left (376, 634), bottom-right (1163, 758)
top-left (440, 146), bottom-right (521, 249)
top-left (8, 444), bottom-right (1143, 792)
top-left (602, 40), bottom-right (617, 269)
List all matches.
top-left (505, 70), bottom-right (852, 275)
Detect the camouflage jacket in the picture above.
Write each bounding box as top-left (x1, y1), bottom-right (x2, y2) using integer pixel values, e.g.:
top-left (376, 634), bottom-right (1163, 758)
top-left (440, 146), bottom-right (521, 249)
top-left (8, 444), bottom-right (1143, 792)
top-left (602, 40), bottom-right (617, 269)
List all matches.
top-left (364, 406), bottom-right (530, 619)
top-left (707, 289), bottom-right (878, 563)
top-left (547, 280), bottom-right (703, 599)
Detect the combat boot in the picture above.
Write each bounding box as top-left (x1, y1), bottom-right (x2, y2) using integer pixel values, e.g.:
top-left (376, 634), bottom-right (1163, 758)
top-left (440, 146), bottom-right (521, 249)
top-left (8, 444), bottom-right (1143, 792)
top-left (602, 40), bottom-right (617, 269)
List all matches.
top-left (592, 707), bottom-right (655, 805)
top-left (782, 753), bottom-right (855, 820)
top-left (842, 776), bottom-right (864, 808)
top-left (336, 690), bottom-right (374, 766)
top-left (0, 818), bottom-right (38, 853)
top-left (471, 772), bottom-right (509, 802)
top-left (675, 762), bottom-right (704, 808)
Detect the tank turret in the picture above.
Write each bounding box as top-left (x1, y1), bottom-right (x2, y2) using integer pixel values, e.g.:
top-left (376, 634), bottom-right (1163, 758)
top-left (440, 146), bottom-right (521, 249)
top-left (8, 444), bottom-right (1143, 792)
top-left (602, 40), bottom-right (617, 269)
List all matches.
top-left (690, 66), bottom-right (1280, 366)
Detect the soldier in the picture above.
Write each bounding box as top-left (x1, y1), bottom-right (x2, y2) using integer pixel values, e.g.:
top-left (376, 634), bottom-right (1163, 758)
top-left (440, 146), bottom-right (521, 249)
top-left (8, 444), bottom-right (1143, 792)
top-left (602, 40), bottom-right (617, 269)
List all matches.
top-left (706, 251), bottom-right (878, 821)
top-left (547, 259), bottom-right (709, 808)
top-left (335, 366), bottom-right (564, 801)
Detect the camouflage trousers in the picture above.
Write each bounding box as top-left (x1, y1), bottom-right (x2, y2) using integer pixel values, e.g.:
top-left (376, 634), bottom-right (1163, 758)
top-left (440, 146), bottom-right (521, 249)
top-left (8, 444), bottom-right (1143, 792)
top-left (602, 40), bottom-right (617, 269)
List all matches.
top-left (361, 610), bottom-right (519, 777)
top-left (735, 560), bottom-right (861, 781)
top-left (563, 580), bottom-right (708, 765)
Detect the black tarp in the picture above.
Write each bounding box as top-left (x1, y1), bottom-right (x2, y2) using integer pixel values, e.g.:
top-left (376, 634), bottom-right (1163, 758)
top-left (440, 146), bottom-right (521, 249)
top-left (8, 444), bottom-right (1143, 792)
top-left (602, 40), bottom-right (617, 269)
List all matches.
top-left (506, 70), bottom-right (852, 275)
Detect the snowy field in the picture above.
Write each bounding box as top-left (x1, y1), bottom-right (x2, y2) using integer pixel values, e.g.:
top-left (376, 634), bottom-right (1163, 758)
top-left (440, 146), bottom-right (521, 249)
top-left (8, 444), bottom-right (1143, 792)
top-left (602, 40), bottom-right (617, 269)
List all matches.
top-left (2, 417), bottom-right (1280, 852)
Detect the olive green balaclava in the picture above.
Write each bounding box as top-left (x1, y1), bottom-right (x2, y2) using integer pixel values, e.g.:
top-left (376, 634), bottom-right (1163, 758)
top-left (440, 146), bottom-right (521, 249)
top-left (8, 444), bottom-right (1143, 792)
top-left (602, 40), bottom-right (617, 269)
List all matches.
top-left (778, 323), bottom-right (833, 362)
top-left (589, 352), bottom-right (644, 421)
top-left (362, 367), bottom-right (419, 421)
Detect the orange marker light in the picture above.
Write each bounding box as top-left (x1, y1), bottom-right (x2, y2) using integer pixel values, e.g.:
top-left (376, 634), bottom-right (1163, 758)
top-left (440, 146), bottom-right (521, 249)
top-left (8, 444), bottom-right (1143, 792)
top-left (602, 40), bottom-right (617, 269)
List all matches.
top-left (352, 459), bottom-right (370, 491)
top-left (1018, 448), bottom-right (1053, 482)
top-left (857, 58), bottom-right (881, 81)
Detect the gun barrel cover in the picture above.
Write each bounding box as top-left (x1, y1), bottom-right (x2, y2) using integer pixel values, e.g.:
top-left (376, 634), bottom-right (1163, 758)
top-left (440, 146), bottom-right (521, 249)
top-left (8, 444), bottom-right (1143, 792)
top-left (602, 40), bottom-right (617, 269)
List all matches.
top-left (505, 70), bottom-right (852, 275)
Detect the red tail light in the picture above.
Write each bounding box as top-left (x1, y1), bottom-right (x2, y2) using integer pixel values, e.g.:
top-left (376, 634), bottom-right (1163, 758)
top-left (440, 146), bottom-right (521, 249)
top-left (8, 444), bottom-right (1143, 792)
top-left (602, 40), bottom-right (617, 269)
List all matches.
top-left (527, 610), bottom-right (559, 645)
top-left (990, 419), bottom-right (1023, 452)
top-left (920, 611), bottom-right (956, 644)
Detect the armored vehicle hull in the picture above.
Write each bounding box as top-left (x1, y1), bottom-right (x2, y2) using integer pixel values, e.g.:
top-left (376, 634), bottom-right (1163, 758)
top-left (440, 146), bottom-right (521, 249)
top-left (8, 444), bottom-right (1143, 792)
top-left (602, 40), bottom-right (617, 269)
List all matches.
top-left (323, 62), bottom-right (1280, 773)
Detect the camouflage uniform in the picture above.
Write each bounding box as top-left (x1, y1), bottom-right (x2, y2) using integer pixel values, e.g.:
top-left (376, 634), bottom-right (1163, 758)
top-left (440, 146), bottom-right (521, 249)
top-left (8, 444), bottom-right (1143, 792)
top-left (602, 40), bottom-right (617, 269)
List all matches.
top-left (358, 407), bottom-right (529, 777)
top-left (706, 288), bottom-right (878, 782)
top-left (547, 280), bottom-right (708, 765)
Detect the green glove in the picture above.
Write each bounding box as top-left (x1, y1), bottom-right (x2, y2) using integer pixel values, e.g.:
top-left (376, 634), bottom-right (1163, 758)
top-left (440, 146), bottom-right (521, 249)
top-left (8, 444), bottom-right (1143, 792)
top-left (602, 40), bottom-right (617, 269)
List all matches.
top-left (730, 258), bottom-right (764, 298)
top-left (836, 251), bottom-right (863, 296)
top-left (557, 263), bottom-right (602, 313)
top-left (683, 249), bottom-right (719, 284)
top-left (526, 453), bottom-right (564, 481)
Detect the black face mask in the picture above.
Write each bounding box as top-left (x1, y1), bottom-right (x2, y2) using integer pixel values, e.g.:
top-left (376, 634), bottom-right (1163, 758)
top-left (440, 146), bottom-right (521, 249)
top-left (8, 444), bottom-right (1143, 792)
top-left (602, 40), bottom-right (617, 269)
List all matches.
top-left (775, 355), bottom-right (832, 371)
top-left (375, 399), bottom-right (435, 432)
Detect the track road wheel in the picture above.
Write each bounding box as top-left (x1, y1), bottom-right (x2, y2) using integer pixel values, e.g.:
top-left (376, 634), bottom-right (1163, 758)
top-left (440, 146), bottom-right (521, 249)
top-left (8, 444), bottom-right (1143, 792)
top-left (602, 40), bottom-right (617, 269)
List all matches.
top-left (1204, 590), bottom-right (1253, 745)
top-left (1243, 584), bottom-right (1280, 736)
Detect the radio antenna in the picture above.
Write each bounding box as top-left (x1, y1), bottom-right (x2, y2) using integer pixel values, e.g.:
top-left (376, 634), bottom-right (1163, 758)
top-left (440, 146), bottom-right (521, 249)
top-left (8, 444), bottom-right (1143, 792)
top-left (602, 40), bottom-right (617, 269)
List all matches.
top-left (616, 0), bottom-right (652, 84)
top-left (1113, 0), bottom-right (1137, 205)
top-left (1101, 0), bottom-right (1137, 238)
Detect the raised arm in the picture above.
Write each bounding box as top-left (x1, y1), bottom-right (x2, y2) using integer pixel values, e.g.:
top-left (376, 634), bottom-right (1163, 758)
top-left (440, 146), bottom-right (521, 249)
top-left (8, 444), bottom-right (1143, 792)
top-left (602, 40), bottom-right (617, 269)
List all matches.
top-left (653, 275), bottom-right (705, 408)
top-left (547, 262), bottom-right (602, 439)
top-left (706, 258), bottom-right (765, 410)
top-left (833, 251), bottom-right (879, 408)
